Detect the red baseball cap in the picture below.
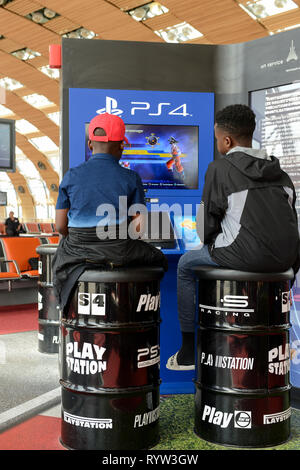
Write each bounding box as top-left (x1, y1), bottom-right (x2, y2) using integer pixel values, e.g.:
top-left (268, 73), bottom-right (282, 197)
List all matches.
top-left (89, 113), bottom-right (129, 144)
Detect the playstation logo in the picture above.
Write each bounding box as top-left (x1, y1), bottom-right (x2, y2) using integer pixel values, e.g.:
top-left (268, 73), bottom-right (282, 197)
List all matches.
top-left (96, 96), bottom-right (124, 116)
top-left (287, 40), bottom-right (298, 62)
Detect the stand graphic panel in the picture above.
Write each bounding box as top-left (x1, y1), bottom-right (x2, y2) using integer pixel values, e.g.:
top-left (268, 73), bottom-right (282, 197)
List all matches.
top-left (251, 83), bottom-right (300, 388)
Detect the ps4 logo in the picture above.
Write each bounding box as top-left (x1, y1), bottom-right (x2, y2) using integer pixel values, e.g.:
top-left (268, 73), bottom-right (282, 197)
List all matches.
top-left (96, 96), bottom-right (191, 117)
top-left (97, 97), bottom-right (123, 116)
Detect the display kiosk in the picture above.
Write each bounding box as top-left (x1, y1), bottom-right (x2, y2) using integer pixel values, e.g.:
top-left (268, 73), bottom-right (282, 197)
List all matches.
top-left (60, 30), bottom-right (300, 396)
top-left (67, 87), bottom-right (214, 393)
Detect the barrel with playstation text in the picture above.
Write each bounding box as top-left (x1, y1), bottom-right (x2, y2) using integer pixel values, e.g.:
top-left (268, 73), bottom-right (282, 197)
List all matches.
top-left (60, 266), bottom-right (164, 450)
top-left (192, 266), bottom-right (294, 448)
top-left (36, 244), bottom-right (60, 353)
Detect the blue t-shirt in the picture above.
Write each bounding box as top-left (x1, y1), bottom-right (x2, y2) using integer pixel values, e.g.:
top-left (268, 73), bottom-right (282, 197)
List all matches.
top-left (56, 153), bottom-right (146, 227)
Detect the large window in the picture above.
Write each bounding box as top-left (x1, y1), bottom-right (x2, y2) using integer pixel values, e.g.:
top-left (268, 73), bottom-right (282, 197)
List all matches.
top-left (16, 153), bottom-right (54, 220)
top-left (47, 153), bottom-right (60, 174)
top-left (0, 172), bottom-right (20, 217)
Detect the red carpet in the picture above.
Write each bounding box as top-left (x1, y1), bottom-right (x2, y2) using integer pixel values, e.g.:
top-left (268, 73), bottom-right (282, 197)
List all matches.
top-left (0, 415), bottom-right (65, 450)
top-left (0, 303), bottom-right (38, 334)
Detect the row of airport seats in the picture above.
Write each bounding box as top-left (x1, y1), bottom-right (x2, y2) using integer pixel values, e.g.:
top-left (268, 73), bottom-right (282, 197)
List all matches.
top-left (0, 235), bottom-right (59, 289)
top-left (0, 222), bottom-right (57, 235)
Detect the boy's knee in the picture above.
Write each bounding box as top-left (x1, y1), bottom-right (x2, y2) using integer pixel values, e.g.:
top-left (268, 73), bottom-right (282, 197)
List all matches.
top-left (177, 251), bottom-right (195, 273)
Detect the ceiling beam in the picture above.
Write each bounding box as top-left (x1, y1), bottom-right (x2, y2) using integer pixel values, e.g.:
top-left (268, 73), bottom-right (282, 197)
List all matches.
top-left (30, 0), bottom-right (163, 42)
top-left (5, 90), bottom-right (59, 145)
top-left (160, 0), bottom-right (267, 43)
top-left (0, 50), bottom-right (59, 105)
top-left (0, 4), bottom-right (61, 56)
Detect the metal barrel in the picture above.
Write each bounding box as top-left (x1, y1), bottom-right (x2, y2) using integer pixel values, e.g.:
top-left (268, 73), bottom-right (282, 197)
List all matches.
top-left (36, 244), bottom-right (60, 353)
top-left (60, 266), bottom-right (164, 450)
top-left (192, 266), bottom-right (294, 448)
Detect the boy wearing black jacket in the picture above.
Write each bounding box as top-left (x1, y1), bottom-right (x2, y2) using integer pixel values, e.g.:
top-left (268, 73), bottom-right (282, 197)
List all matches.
top-left (167, 104), bottom-right (300, 371)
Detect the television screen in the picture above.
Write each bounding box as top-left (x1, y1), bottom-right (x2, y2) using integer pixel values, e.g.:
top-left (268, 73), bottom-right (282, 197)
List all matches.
top-left (85, 123), bottom-right (199, 190)
top-left (0, 191), bottom-right (7, 206)
top-left (0, 118), bottom-right (15, 172)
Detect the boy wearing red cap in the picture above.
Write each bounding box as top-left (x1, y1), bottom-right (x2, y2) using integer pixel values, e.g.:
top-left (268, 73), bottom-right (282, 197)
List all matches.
top-left (53, 113), bottom-right (167, 311)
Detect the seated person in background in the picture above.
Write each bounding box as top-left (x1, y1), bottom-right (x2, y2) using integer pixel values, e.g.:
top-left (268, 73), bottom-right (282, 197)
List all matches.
top-left (53, 112), bottom-right (167, 312)
top-left (167, 104), bottom-right (300, 371)
top-left (5, 211), bottom-right (21, 236)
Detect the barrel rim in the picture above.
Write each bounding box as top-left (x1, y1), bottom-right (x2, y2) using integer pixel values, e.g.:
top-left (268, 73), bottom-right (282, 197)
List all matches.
top-left (192, 266), bottom-right (294, 281)
top-left (193, 381), bottom-right (292, 396)
top-left (78, 267), bottom-right (165, 283)
top-left (38, 281), bottom-right (55, 287)
top-left (36, 244), bottom-right (59, 254)
top-left (38, 318), bottom-right (60, 326)
top-left (60, 319), bottom-right (161, 330)
top-left (197, 323), bottom-right (291, 332)
top-left (60, 380), bottom-right (161, 395)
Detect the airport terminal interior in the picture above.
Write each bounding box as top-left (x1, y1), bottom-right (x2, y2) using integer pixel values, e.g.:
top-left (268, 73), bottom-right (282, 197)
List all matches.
top-left (1, 0), bottom-right (300, 453)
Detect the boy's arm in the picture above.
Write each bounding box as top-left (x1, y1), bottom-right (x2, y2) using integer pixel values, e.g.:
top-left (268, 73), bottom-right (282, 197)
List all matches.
top-left (196, 162), bottom-right (227, 245)
top-left (55, 171), bottom-right (71, 238)
top-left (56, 209), bottom-right (69, 237)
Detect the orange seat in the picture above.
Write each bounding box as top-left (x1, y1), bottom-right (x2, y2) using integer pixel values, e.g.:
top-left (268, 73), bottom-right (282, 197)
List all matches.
top-left (21, 270), bottom-right (39, 278)
top-left (0, 258), bottom-right (21, 290)
top-left (0, 223), bottom-right (5, 235)
top-left (0, 272), bottom-right (20, 279)
top-left (24, 223), bottom-right (40, 233)
top-left (40, 223), bottom-right (53, 233)
top-left (48, 236), bottom-right (59, 244)
top-left (0, 237), bottom-right (41, 278)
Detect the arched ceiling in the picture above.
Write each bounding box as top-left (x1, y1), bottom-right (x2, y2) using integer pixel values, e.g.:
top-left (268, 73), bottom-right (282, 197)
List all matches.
top-left (0, 0), bottom-right (300, 219)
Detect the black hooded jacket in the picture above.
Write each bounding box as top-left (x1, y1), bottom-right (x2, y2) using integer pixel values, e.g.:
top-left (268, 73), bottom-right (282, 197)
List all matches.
top-left (198, 150), bottom-right (300, 274)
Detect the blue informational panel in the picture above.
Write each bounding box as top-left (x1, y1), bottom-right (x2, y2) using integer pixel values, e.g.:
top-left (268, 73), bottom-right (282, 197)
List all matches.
top-left (291, 291), bottom-right (300, 388)
top-left (68, 88), bottom-right (215, 394)
top-left (251, 83), bottom-right (300, 389)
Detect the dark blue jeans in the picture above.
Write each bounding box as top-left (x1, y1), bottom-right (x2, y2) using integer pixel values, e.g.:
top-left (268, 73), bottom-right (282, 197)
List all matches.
top-left (177, 244), bottom-right (219, 333)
